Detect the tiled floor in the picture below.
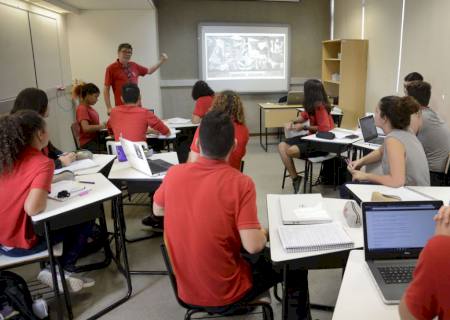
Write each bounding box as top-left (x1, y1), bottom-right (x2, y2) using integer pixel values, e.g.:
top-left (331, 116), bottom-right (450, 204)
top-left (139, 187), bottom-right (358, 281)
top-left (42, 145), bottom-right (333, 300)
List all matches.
top-left (14, 136), bottom-right (343, 319)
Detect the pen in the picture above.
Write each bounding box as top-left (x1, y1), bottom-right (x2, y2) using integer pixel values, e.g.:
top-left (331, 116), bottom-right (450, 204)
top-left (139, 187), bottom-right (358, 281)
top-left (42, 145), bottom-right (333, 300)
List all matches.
top-left (78, 181), bottom-right (95, 184)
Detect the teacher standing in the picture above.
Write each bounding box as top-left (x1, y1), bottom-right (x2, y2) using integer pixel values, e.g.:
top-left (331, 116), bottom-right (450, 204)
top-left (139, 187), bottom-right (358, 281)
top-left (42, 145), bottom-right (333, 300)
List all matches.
top-left (104, 43), bottom-right (168, 114)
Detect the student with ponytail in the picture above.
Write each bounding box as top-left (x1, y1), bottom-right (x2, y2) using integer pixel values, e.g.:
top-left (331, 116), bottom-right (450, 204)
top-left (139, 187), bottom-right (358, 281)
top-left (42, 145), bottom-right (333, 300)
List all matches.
top-left (347, 96), bottom-right (430, 186)
top-left (74, 83), bottom-right (105, 152)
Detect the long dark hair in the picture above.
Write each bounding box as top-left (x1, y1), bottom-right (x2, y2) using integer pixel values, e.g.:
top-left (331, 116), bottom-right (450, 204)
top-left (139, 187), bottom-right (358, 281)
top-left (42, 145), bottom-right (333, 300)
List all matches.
top-left (11, 88), bottom-right (48, 116)
top-left (73, 83), bottom-right (100, 100)
top-left (192, 80), bottom-right (214, 100)
top-left (303, 79), bottom-right (331, 114)
top-left (0, 110), bottom-right (46, 175)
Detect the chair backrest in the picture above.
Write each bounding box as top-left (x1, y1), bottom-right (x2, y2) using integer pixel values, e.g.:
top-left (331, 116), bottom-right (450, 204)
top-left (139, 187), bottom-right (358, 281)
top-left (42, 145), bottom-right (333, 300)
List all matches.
top-left (71, 122), bottom-right (81, 150)
top-left (106, 140), bottom-right (148, 155)
top-left (445, 152), bottom-right (450, 175)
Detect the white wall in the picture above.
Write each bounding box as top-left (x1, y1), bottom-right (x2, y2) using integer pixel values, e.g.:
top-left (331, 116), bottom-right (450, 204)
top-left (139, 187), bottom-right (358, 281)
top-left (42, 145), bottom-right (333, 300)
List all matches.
top-left (67, 10), bottom-right (162, 122)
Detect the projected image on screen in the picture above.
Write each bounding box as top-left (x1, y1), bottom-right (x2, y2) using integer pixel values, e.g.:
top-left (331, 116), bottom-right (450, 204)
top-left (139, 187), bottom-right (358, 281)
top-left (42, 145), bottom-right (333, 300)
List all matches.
top-left (206, 33), bottom-right (286, 80)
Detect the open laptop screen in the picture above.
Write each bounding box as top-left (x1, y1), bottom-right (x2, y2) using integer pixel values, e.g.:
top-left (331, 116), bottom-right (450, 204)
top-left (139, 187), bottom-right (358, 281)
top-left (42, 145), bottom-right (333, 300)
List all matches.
top-left (359, 115), bottom-right (378, 142)
top-left (363, 201), bottom-right (442, 260)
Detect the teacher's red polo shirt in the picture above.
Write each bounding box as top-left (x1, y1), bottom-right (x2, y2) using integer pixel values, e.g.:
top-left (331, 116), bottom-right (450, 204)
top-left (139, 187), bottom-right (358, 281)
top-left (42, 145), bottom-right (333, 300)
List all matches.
top-left (104, 59), bottom-right (148, 106)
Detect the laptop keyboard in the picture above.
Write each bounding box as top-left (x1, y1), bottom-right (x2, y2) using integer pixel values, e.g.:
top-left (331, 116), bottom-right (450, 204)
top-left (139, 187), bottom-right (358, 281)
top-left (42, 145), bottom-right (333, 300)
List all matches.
top-left (369, 137), bottom-right (384, 145)
top-left (378, 266), bottom-right (414, 284)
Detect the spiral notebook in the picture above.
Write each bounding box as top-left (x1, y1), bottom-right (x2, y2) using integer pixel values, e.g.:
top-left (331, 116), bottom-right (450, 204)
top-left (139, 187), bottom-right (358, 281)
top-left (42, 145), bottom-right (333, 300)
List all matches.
top-left (278, 222), bottom-right (354, 253)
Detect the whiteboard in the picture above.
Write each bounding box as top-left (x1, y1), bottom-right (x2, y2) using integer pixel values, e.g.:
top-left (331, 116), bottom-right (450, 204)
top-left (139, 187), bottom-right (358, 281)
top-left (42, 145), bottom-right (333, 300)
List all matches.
top-left (0, 4), bottom-right (36, 101)
top-left (29, 12), bottom-right (62, 90)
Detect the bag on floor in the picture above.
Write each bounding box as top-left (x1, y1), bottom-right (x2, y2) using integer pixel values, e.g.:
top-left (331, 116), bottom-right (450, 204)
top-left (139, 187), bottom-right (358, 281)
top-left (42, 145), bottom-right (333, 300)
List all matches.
top-left (319, 157), bottom-right (351, 186)
top-left (0, 270), bottom-right (41, 320)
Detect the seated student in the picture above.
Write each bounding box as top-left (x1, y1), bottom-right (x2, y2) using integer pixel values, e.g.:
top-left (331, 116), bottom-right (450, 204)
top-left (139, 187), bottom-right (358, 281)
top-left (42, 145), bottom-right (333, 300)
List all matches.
top-left (348, 96), bottom-right (430, 187)
top-left (278, 79), bottom-right (335, 193)
top-left (188, 90), bottom-right (249, 170)
top-left (399, 205), bottom-right (450, 320)
top-left (191, 80), bottom-right (215, 124)
top-left (153, 111), bottom-right (310, 318)
top-left (107, 83), bottom-right (170, 141)
top-left (11, 88), bottom-right (76, 169)
top-left (0, 111), bottom-right (94, 292)
top-left (74, 83), bottom-right (105, 152)
top-left (405, 81), bottom-right (450, 186)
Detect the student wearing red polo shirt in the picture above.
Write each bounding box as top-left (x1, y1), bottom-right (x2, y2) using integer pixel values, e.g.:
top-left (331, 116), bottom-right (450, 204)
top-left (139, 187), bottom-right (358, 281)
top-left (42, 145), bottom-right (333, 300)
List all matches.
top-left (154, 111), bottom-right (310, 318)
top-left (188, 90), bottom-right (249, 170)
top-left (191, 80), bottom-right (215, 124)
top-left (0, 111), bottom-right (95, 292)
top-left (278, 79), bottom-right (335, 193)
top-left (399, 205), bottom-right (450, 320)
top-left (75, 83), bottom-right (105, 152)
top-left (104, 43), bottom-right (168, 114)
top-left (107, 83), bottom-right (170, 141)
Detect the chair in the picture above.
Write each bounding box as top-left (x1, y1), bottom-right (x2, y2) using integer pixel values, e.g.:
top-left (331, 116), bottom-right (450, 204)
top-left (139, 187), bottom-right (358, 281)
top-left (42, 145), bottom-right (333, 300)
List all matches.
top-left (70, 122), bottom-right (81, 150)
top-left (0, 244), bottom-right (73, 319)
top-left (160, 244), bottom-right (274, 320)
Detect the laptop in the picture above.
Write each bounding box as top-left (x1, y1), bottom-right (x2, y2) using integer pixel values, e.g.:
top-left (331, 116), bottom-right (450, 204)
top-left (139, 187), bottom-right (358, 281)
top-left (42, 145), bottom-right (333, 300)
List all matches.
top-left (362, 201), bottom-right (443, 304)
top-left (287, 91), bottom-right (304, 105)
top-left (120, 137), bottom-right (173, 176)
top-left (359, 115), bottom-right (385, 145)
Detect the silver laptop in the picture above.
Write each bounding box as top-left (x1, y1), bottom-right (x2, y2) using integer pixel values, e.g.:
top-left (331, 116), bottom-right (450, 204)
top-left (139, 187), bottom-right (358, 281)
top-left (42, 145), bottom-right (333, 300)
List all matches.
top-left (287, 91), bottom-right (304, 105)
top-left (359, 115), bottom-right (385, 145)
top-left (120, 137), bottom-right (173, 176)
top-left (362, 201), bottom-right (443, 304)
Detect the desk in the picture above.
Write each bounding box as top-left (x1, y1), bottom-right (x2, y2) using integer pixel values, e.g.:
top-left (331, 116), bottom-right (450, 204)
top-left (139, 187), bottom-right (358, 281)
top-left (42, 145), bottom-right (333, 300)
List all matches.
top-left (351, 139), bottom-right (380, 151)
top-left (267, 194), bottom-right (364, 319)
top-left (164, 119), bottom-right (199, 129)
top-left (407, 186), bottom-right (450, 204)
top-left (75, 154), bottom-right (116, 176)
top-left (333, 250), bottom-right (399, 320)
top-left (258, 103), bottom-right (301, 151)
top-left (32, 174), bottom-right (127, 320)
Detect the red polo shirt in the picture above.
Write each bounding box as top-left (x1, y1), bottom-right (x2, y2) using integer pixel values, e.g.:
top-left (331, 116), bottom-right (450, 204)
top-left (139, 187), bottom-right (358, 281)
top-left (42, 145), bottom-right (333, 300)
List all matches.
top-left (153, 157), bottom-right (261, 306)
top-left (193, 95), bottom-right (214, 118)
top-left (0, 147), bottom-right (54, 249)
top-left (76, 104), bottom-right (100, 147)
top-left (190, 121), bottom-right (249, 170)
top-left (107, 105), bottom-right (170, 141)
top-left (300, 104), bottom-right (335, 133)
top-left (404, 235), bottom-right (450, 320)
top-left (104, 59), bottom-right (149, 106)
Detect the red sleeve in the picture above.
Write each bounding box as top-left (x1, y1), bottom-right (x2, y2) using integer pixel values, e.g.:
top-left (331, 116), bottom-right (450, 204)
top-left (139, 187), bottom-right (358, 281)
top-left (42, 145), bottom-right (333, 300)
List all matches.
top-left (104, 65), bottom-right (112, 86)
top-left (31, 159), bottom-right (55, 193)
top-left (300, 111), bottom-right (309, 120)
top-left (404, 236), bottom-right (442, 320)
top-left (236, 177), bottom-right (261, 230)
top-left (153, 179), bottom-right (166, 208)
top-left (193, 96), bottom-right (212, 117)
top-left (190, 127), bottom-right (200, 153)
top-left (314, 106), bottom-right (334, 132)
top-left (136, 63), bottom-right (149, 76)
top-left (76, 105), bottom-right (90, 123)
top-left (146, 111), bottom-right (170, 135)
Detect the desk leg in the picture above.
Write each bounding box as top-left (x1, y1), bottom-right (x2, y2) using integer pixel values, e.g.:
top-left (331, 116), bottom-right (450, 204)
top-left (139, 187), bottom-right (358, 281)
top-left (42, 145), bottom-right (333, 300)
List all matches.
top-left (259, 107), bottom-right (265, 151)
top-left (44, 222), bottom-right (64, 320)
top-left (281, 264), bottom-right (288, 320)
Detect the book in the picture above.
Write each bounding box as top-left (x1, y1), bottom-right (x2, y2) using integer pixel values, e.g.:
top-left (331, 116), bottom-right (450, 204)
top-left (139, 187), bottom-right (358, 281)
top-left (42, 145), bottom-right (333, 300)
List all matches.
top-left (279, 194), bottom-right (332, 224)
top-left (278, 222), bottom-right (354, 253)
top-left (54, 159), bottom-right (98, 174)
top-left (48, 181), bottom-right (88, 201)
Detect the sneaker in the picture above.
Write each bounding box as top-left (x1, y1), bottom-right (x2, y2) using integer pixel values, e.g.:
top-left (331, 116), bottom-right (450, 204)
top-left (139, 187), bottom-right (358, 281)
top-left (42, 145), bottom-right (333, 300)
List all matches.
top-left (142, 215), bottom-right (164, 232)
top-left (37, 268), bottom-right (85, 293)
top-left (292, 176), bottom-right (302, 194)
top-left (66, 273), bottom-right (95, 288)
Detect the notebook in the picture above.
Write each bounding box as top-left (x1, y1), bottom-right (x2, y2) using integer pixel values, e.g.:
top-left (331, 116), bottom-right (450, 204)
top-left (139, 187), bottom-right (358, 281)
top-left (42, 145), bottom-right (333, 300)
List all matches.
top-left (54, 159), bottom-right (98, 174)
top-left (48, 181), bottom-right (88, 201)
top-left (278, 222), bottom-right (354, 253)
top-left (279, 194), bottom-right (332, 224)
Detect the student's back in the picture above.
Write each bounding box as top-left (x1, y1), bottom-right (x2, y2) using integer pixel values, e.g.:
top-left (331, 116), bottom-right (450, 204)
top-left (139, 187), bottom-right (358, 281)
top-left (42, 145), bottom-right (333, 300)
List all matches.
top-left (154, 158), bottom-right (258, 306)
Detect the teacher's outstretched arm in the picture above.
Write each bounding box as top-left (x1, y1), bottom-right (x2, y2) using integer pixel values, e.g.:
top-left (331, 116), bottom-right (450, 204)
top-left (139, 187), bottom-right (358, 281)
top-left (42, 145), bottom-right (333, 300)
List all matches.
top-left (147, 53), bottom-right (169, 75)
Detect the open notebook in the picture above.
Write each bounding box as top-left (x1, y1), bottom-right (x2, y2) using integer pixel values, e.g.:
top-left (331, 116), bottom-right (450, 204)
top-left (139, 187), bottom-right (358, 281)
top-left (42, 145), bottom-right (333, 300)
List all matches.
top-left (48, 181), bottom-right (89, 201)
top-left (279, 194), bottom-right (332, 224)
top-left (278, 222), bottom-right (354, 253)
top-left (54, 159), bottom-right (98, 174)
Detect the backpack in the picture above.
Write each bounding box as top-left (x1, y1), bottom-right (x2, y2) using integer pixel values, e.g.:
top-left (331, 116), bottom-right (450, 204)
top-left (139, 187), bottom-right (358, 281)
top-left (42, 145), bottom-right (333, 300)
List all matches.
top-left (319, 157), bottom-right (351, 186)
top-left (0, 271), bottom-right (40, 320)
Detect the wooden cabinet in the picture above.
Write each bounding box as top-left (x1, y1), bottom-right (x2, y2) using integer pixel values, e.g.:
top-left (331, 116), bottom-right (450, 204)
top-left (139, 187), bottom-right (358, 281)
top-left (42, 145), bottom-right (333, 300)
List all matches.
top-left (322, 39), bottom-right (368, 128)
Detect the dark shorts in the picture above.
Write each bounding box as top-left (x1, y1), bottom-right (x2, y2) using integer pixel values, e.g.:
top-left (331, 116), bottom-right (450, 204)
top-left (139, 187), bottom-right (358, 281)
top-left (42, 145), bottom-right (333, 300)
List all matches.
top-left (284, 135), bottom-right (328, 158)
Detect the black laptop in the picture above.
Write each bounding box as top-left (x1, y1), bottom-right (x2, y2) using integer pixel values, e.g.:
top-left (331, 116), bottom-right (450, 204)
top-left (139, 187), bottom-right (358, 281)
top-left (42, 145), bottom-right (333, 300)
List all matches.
top-left (146, 158), bottom-right (173, 175)
top-left (359, 115), bottom-right (385, 145)
top-left (362, 201), bottom-right (443, 304)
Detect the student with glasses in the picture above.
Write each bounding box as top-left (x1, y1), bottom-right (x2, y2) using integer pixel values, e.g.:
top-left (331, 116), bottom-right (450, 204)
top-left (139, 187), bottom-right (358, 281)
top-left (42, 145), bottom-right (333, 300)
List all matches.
top-left (104, 43), bottom-right (168, 114)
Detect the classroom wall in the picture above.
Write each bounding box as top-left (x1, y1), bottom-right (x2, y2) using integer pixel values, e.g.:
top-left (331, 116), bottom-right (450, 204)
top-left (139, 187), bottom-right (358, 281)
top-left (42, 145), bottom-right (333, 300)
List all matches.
top-left (0, 0), bottom-right (75, 151)
top-left (66, 9), bottom-right (162, 121)
top-left (334, 0), bottom-right (450, 127)
top-left (157, 0), bottom-right (330, 133)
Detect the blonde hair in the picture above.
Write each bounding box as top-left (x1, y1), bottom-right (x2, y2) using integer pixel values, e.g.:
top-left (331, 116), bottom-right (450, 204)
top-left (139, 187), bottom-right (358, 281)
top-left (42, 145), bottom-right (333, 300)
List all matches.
top-left (210, 90), bottom-right (245, 125)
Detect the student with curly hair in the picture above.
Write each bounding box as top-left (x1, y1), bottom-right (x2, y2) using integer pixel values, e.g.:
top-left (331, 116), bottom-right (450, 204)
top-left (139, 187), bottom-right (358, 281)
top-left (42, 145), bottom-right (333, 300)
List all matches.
top-left (191, 80), bottom-right (215, 124)
top-left (347, 96), bottom-right (430, 186)
top-left (188, 90), bottom-right (249, 170)
top-left (0, 111), bottom-right (95, 292)
top-left (11, 87), bottom-right (76, 169)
